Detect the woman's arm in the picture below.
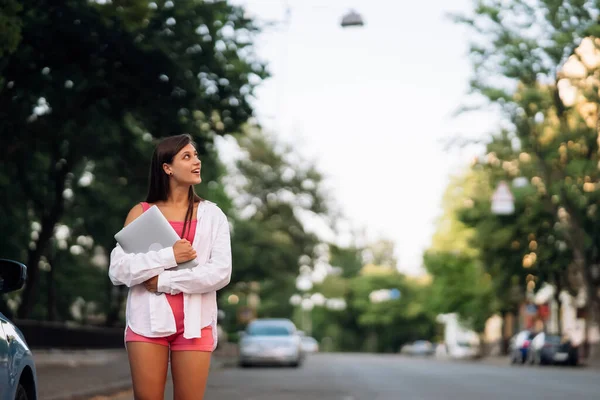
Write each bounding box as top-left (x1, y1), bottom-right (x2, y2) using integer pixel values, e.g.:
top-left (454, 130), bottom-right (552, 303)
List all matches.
top-left (109, 245), bottom-right (177, 287)
top-left (156, 211), bottom-right (232, 295)
top-left (108, 204), bottom-right (178, 287)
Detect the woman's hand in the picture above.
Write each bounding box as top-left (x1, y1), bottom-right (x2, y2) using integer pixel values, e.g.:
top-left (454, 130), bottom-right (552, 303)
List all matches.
top-left (144, 275), bottom-right (159, 293)
top-left (173, 239), bottom-right (197, 263)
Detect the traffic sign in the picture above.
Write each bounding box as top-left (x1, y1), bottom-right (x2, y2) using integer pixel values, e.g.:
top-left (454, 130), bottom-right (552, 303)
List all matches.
top-left (492, 181), bottom-right (515, 215)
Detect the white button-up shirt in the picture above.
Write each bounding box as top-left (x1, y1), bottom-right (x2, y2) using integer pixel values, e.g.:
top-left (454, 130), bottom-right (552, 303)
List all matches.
top-left (108, 200), bottom-right (232, 344)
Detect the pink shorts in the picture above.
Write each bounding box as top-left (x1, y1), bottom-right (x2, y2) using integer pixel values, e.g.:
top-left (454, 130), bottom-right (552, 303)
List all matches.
top-left (125, 293), bottom-right (214, 352)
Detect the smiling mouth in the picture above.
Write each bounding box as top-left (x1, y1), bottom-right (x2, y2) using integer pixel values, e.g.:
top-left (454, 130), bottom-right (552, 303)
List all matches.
top-left (192, 169), bottom-right (200, 174)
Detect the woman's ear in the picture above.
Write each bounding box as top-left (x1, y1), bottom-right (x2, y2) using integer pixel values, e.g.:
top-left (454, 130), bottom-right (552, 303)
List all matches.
top-left (162, 163), bottom-right (172, 176)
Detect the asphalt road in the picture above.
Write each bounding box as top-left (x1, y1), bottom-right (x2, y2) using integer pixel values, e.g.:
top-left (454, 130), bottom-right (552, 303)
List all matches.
top-left (107, 353), bottom-right (600, 400)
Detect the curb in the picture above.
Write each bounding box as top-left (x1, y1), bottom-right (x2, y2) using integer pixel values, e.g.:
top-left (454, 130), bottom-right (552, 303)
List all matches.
top-left (33, 349), bottom-right (126, 368)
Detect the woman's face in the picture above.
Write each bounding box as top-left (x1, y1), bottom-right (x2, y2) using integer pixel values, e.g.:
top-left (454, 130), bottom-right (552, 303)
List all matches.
top-left (164, 143), bottom-right (202, 185)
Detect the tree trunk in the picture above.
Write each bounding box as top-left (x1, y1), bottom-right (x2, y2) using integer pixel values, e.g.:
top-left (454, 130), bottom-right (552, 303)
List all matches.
top-left (478, 332), bottom-right (487, 358)
top-left (500, 310), bottom-right (512, 355)
top-left (18, 213), bottom-right (57, 318)
top-left (46, 252), bottom-right (57, 321)
top-left (554, 280), bottom-right (562, 336)
top-left (589, 301), bottom-right (600, 362)
top-left (582, 277), bottom-right (600, 361)
top-left (18, 154), bottom-right (71, 319)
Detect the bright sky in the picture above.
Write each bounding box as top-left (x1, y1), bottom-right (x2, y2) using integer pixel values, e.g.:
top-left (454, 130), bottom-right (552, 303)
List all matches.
top-left (225, 0), bottom-right (498, 275)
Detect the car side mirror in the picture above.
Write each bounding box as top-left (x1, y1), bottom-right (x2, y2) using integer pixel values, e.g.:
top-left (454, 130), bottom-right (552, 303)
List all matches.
top-left (0, 259), bottom-right (27, 294)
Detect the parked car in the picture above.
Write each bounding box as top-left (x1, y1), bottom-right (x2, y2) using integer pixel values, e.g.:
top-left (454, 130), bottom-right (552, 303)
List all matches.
top-left (509, 330), bottom-right (536, 364)
top-left (528, 332), bottom-right (578, 366)
top-left (238, 318), bottom-right (303, 367)
top-left (447, 341), bottom-right (480, 359)
top-left (401, 340), bottom-right (435, 357)
top-left (300, 336), bottom-right (319, 354)
top-left (1, 259), bottom-right (38, 400)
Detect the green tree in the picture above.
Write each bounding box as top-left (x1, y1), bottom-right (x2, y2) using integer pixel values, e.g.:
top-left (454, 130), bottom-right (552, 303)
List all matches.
top-left (428, 161), bottom-right (572, 341)
top-left (349, 270), bottom-right (436, 353)
top-left (426, 169), bottom-right (497, 331)
top-left (458, 152), bottom-right (574, 327)
top-left (329, 244), bottom-right (363, 278)
top-left (222, 126), bottom-right (332, 322)
top-left (0, 0), bottom-right (266, 318)
top-left (423, 251), bottom-right (494, 334)
top-left (455, 0), bottom-right (600, 347)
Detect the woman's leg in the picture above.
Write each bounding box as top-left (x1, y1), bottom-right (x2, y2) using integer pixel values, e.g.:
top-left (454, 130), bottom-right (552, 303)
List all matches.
top-left (127, 342), bottom-right (170, 400)
top-left (170, 351), bottom-right (212, 400)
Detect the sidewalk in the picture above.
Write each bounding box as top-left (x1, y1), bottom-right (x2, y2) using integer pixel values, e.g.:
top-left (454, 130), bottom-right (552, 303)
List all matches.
top-left (35, 349), bottom-right (126, 368)
top-left (35, 349), bottom-right (132, 400)
top-left (34, 349), bottom-right (237, 400)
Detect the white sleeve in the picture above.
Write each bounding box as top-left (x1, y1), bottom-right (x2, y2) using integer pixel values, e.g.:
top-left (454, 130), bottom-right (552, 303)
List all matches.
top-left (108, 244), bottom-right (178, 287)
top-left (157, 212), bottom-right (232, 295)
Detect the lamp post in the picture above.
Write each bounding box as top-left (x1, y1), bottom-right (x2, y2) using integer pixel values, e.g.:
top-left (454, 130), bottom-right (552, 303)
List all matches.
top-left (258, 2), bottom-right (364, 133)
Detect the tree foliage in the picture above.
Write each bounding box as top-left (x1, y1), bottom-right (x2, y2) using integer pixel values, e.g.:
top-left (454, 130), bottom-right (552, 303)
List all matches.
top-left (0, 0), bottom-right (267, 318)
top-left (443, 0), bottom-right (600, 343)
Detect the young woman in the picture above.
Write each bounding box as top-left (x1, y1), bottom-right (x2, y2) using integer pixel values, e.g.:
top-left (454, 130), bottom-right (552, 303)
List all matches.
top-left (109, 134), bottom-right (232, 400)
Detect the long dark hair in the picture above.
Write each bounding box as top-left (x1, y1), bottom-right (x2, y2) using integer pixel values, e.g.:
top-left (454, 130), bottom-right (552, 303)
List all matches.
top-left (146, 134), bottom-right (202, 238)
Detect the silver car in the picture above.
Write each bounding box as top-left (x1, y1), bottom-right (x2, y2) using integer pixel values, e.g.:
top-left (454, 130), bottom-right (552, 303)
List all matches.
top-left (238, 319), bottom-right (303, 367)
top-left (1, 259), bottom-right (38, 400)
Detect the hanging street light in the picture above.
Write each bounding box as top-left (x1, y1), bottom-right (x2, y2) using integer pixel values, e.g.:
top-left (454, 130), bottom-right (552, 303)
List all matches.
top-left (340, 9), bottom-right (365, 28)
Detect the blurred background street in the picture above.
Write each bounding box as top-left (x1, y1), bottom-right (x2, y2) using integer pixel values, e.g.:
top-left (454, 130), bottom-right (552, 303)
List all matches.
top-left (3, 0), bottom-right (600, 399)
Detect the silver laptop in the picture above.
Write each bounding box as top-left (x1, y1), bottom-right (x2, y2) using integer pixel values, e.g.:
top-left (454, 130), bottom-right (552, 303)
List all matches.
top-left (114, 205), bottom-right (198, 270)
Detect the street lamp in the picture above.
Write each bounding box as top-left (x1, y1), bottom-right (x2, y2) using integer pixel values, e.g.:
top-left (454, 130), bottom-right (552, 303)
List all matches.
top-left (340, 9), bottom-right (365, 28)
top-left (260, 3), bottom-right (364, 133)
top-left (263, 5), bottom-right (365, 30)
